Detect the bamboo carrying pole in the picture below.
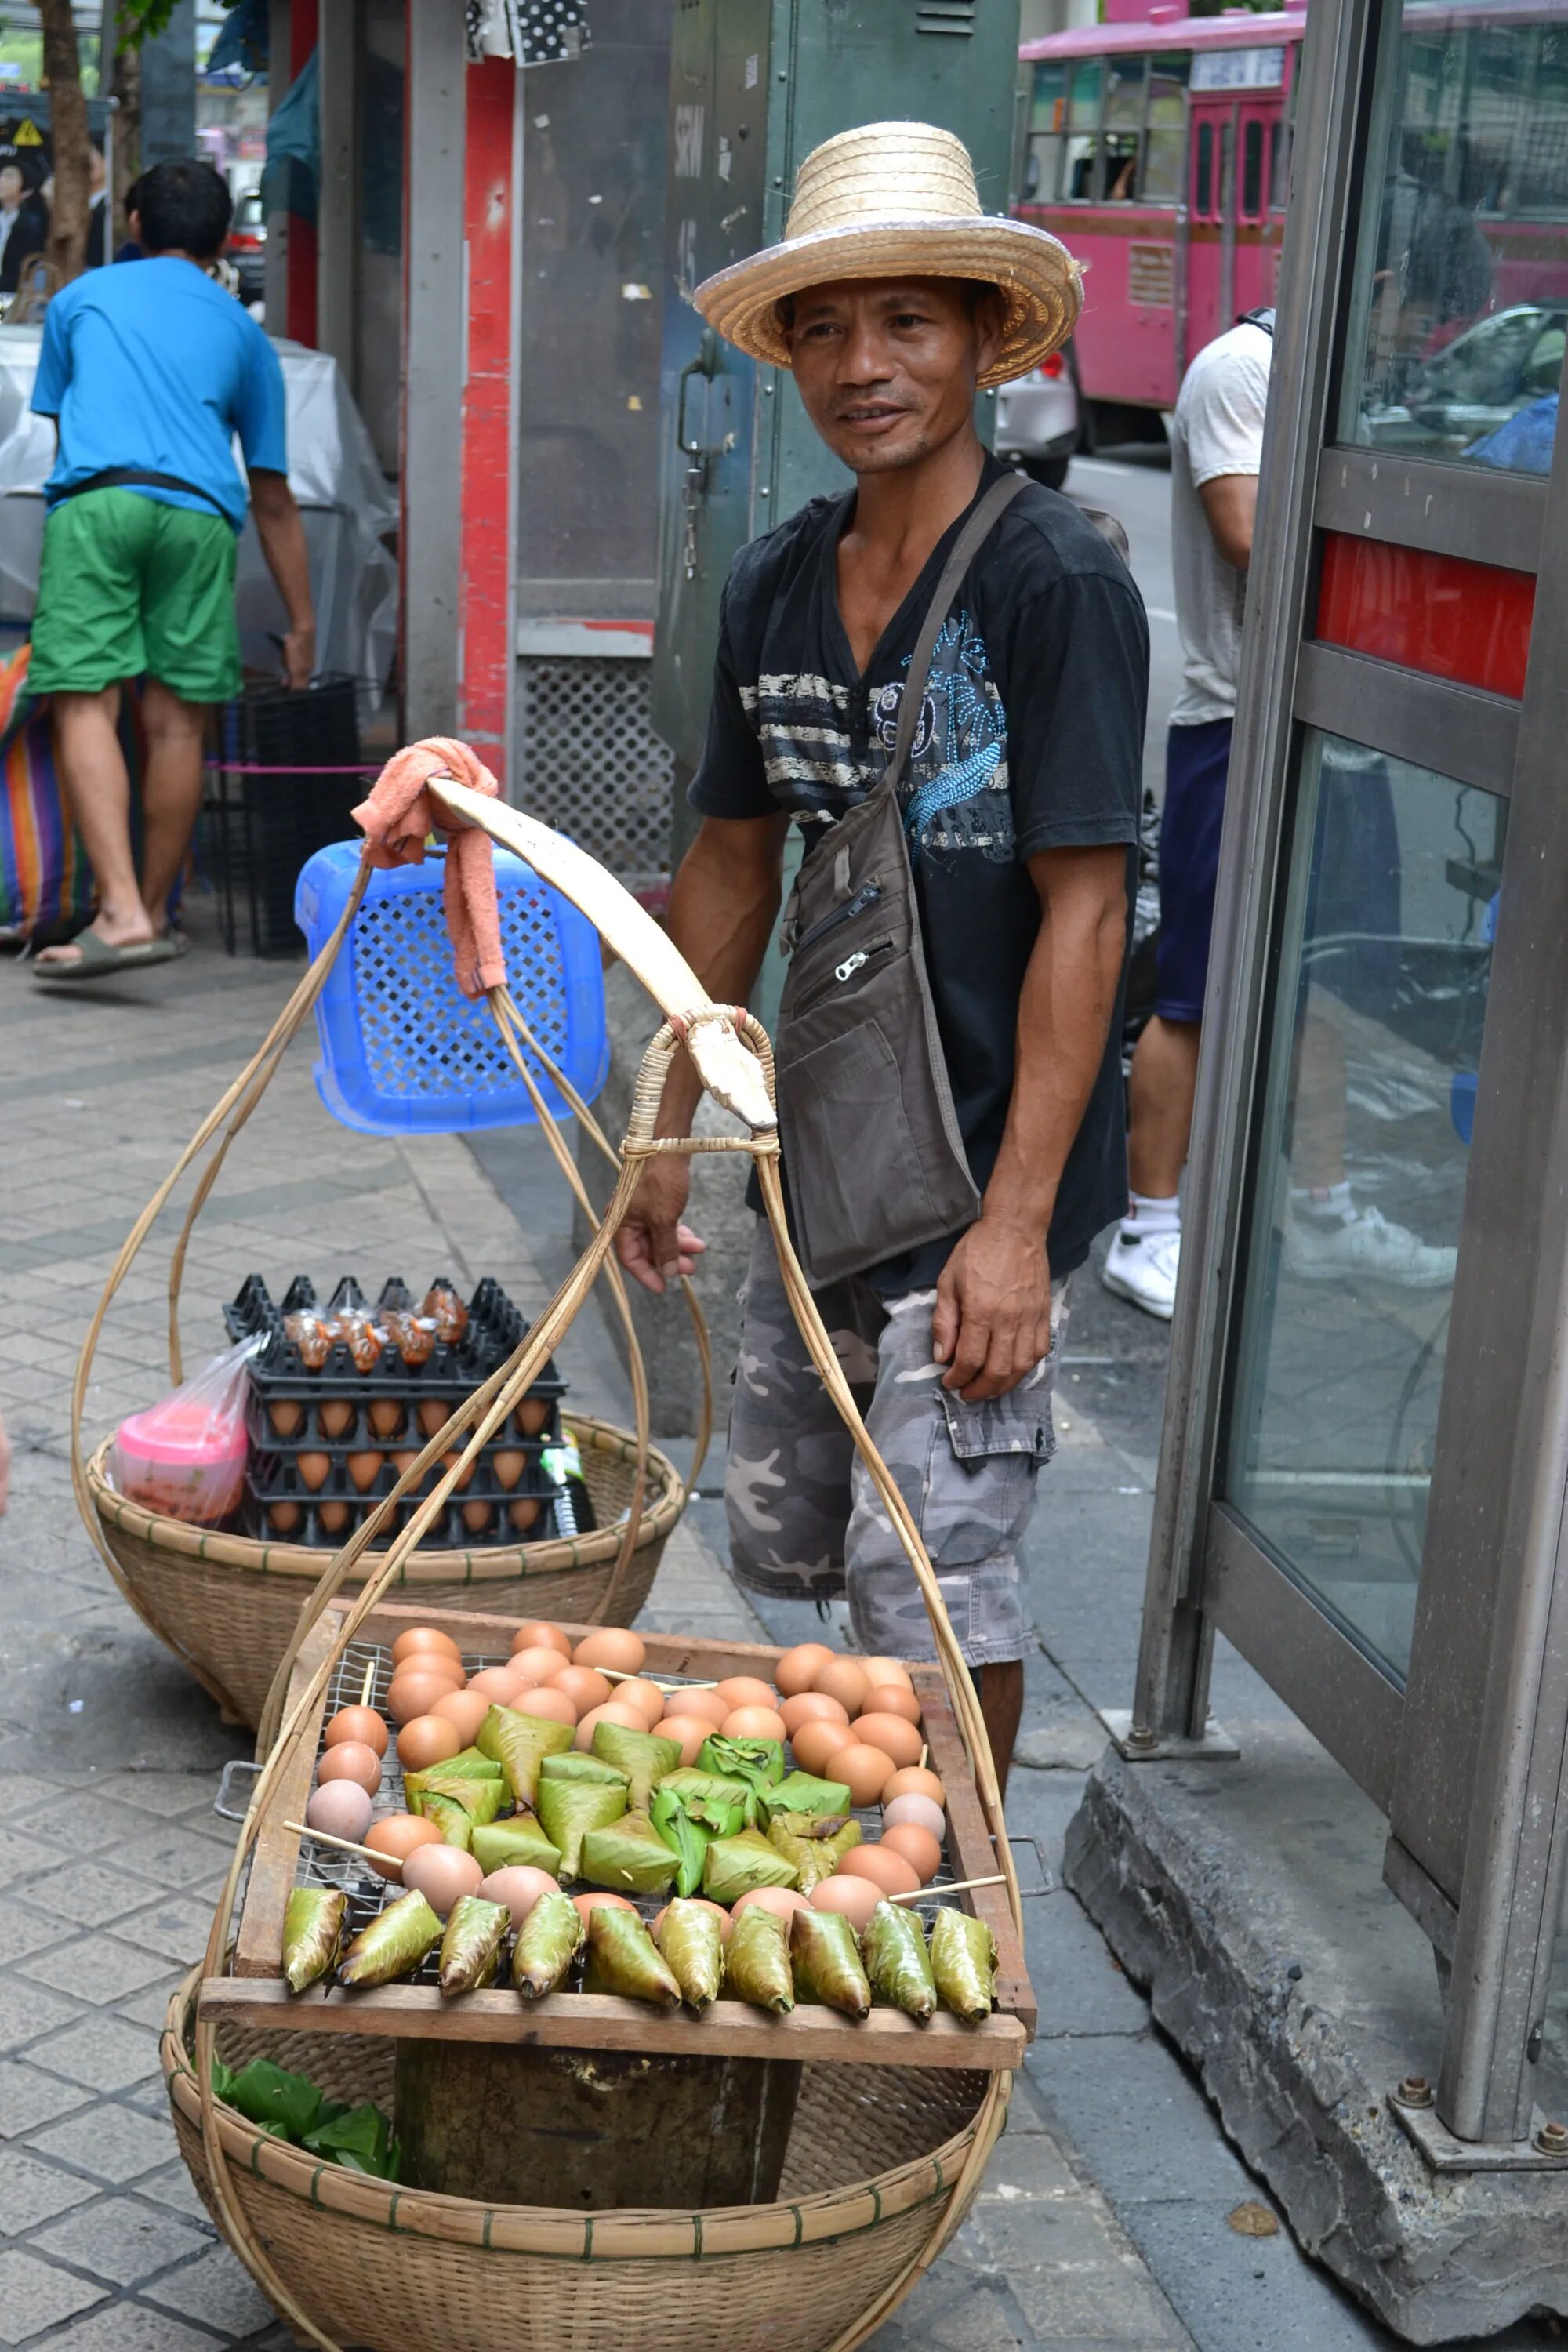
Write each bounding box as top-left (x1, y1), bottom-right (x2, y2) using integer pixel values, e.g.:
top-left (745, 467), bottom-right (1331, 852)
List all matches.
top-left (71, 775), bottom-right (1020, 2352)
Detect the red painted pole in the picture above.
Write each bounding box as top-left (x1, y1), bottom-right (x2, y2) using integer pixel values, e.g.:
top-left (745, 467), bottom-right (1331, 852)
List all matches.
top-left (458, 56), bottom-right (516, 780)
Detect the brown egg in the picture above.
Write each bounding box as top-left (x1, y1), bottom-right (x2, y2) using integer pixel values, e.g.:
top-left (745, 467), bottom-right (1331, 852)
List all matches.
top-left (430, 1686), bottom-right (491, 1744)
top-left (416, 1399), bottom-right (452, 1438)
top-left (792, 1719), bottom-right (856, 1778)
top-left (466, 1665), bottom-right (526, 1705)
top-left (389, 1450), bottom-right (422, 1489)
top-left (514, 1684), bottom-right (578, 1726)
top-left (387, 1669), bottom-right (465, 1724)
top-left (572, 1889), bottom-right (637, 1923)
top-left (296, 1450), bottom-right (332, 1493)
top-left (481, 1865), bottom-right (561, 1926)
top-left (325, 1705), bottom-right (388, 1756)
top-left (572, 1628), bottom-right (646, 1675)
top-left (510, 1645), bottom-right (572, 1690)
top-left (851, 1713), bottom-right (925, 1770)
top-left (614, 1677), bottom-right (668, 1727)
top-left (862, 1683), bottom-right (922, 1726)
top-left (881, 1766), bottom-right (947, 1809)
top-left (318, 1399), bottom-right (354, 1440)
top-left (460, 1500), bottom-right (495, 1536)
top-left (858, 1656), bottom-right (915, 1691)
top-left (391, 1627), bottom-right (464, 1668)
top-left (363, 1813), bottom-right (445, 1878)
top-left (368, 1399), bottom-right (405, 1440)
top-left (882, 1792), bottom-right (947, 1842)
top-left (732, 1886), bottom-right (811, 1921)
top-left (347, 1450), bottom-right (383, 1494)
top-left (775, 1642), bottom-right (835, 1697)
top-left (517, 1397), bottom-right (551, 1437)
top-left (492, 1448), bottom-right (527, 1492)
top-left (714, 1675), bottom-right (778, 1714)
top-left (814, 1657), bottom-right (871, 1717)
top-left (550, 1664), bottom-right (614, 1715)
top-left (401, 1842), bottom-right (484, 1915)
top-left (317, 1740), bottom-right (382, 1795)
top-left (652, 1897), bottom-right (731, 1943)
top-left (575, 1700), bottom-right (647, 1752)
top-left (653, 1714), bottom-right (714, 1767)
top-left (780, 1690), bottom-right (850, 1738)
top-left (834, 1743), bottom-right (898, 1807)
top-left (268, 1399), bottom-right (303, 1439)
top-left (397, 1715), bottom-right (464, 1772)
top-left (507, 1497), bottom-right (542, 1535)
top-left (304, 1780), bottom-right (374, 1844)
top-left (809, 1875), bottom-right (881, 1933)
top-left (513, 1620), bottom-right (571, 1659)
top-left (880, 1822), bottom-right (942, 1883)
top-left (835, 1842), bottom-right (922, 1897)
top-left (439, 1449), bottom-right (477, 1494)
top-left (722, 1705), bottom-right (789, 1744)
top-left (317, 1501), bottom-right (350, 1537)
top-left (670, 1686), bottom-right (728, 1730)
top-left (269, 1501), bottom-right (301, 1537)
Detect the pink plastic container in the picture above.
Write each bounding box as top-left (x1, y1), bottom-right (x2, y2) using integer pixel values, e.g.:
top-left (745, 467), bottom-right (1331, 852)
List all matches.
top-left (110, 1396), bottom-right (249, 1525)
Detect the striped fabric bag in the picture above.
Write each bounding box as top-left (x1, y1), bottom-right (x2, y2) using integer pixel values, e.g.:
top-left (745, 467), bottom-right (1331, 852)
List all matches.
top-left (0, 645), bottom-right (147, 945)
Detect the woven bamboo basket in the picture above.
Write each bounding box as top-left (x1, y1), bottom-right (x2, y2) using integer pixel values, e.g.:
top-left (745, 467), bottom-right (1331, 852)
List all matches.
top-left (85, 1415), bottom-right (681, 1730)
top-left (164, 1973), bottom-right (1004, 2352)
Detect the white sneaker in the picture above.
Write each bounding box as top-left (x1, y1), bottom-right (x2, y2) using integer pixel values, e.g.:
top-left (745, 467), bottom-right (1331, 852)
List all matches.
top-left (1283, 1203), bottom-right (1457, 1290)
top-left (1102, 1227), bottom-right (1181, 1320)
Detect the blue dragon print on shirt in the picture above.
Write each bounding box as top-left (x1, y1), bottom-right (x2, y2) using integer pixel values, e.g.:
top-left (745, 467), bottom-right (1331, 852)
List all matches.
top-left (870, 610), bottom-right (1012, 864)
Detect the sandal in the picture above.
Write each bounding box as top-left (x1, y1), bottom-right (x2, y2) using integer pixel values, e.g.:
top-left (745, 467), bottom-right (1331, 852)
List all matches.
top-left (33, 929), bottom-right (185, 982)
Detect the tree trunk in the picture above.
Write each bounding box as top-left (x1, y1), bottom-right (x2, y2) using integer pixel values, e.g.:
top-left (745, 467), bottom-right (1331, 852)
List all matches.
top-left (39, 0), bottom-right (90, 283)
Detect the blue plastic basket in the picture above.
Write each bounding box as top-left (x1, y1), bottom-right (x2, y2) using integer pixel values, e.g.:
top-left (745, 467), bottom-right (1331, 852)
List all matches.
top-left (295, 841), bottom-right (608, 1135)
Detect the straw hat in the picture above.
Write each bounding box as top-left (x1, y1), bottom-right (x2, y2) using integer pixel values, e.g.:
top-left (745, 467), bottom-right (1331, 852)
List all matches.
top-left (694, 122), bottom-right (1081, 390)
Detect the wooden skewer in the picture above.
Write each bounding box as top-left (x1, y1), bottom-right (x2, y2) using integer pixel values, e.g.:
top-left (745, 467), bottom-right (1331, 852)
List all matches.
top-left (919, 1743), bottom-right (928, 1771)
top-left (600, 1666), bottom-right (719, 1691)
top-left (358, 1659), bottom-right (376, 1709)
top-left (889, 1872), bottom-right (1005, 1905)
top-left (287, 1820), bottom-right (403, 1877)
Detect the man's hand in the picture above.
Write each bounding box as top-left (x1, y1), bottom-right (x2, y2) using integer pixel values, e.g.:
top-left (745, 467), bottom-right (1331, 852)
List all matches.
top-left (281, 622), bottom-right (315, 691)
top-left (616, 1156), bottom-right (706, 1296)
top-left (932, 1216), bottom-right (1052, 1403)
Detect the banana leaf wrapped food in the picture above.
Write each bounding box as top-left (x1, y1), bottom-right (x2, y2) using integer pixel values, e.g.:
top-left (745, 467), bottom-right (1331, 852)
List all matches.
top-left (789, 1905), bottom-right (872, 2019)
top-left (697, 1735), bottom-right (785, 1822)
top-left (862, 1899), bottom-right (937, 2021)
top-left (655, 1897), bottom-right (726, 2013)
top-left (764, 1771), bottom-right (852, 1823)
top-left (579, 1809), bottom-right (679, 1897)
top-left (470, 1816), bottom-right (563, 1878)
top-left (405, 1763), bottom-right (507, 1835)
top-left (649, 1783), bottom-right (710, 1897)
top-left (408, 1791), bottom-right (475, 1849)
top-left (702, 1826), bottom-right (798, 1904)
top-left (583, 1904), bottom-right (683, 2009)
top-left (724, 1904), bottom-right (794, 2014)
top-left (930, 1905), bottom-right (997, 2024)
top-left (438, 1895), bottom-right (511, 1997)
top-left (513, 1888), bottom-right (585, 1998)
top-left (590, 1719), bottom-right (681, 1813)
top-left (656, 1767), bottom-right (752, 1834)
top-left (281, 1887), bottom-right (347, 1994)
top-left (477, 1703), bottom-right (575, 1806)
top-left (338, 1889), bottom-right (443, 1989)
top-left (536, 1755), bottom-right (629, 1878)
top-left (767, 1813), bottom-right (862, 1895)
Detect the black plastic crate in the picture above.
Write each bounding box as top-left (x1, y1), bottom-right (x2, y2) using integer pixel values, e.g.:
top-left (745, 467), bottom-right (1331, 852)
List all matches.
top-left (202, 674), bottom-right (368, 957)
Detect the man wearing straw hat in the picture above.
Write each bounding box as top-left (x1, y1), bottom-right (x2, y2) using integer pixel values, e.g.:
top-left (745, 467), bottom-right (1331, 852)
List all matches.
top-left (619, 124), bottom-right (1148, 1780)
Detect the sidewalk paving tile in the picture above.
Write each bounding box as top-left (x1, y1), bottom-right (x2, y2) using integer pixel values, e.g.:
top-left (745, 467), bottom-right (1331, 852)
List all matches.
top-left (35, 2013), bottom-right (162, 2093)
top-left (0, 2151), bottom-right (100, 2236)
top-left (26, 2101), bottom-right (178, 2184)
top-left (142, 2245), bottom-right (277, 2338)
top-left (22, 1936), bottom-right (183, 2007)
top-left (0, 2061), bottom-right (92, 2139)
top-left (0, 2246), bottom-right (107, 2342)
top-left (41, 2305), bottom-right (225, 2352)
top-left (30, 2194), bottom-right (210, 2288)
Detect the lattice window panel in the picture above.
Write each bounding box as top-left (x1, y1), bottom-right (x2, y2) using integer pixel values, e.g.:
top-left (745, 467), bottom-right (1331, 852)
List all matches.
top-left (351, 884), bottom-right (572, 1102)
top-left (516, 655), bottom-right (673, 886)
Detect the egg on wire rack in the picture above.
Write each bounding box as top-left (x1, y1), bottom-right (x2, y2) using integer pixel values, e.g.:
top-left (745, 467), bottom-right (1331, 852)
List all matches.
top-left (779, 1691), bottom-right (848, 1737)
top-left (882, 1766), bottom-right (946, 1809)
top-left (430, 1687), bottom-right (491, 1744)
top-left (808, 1875), bottom-right (880, 1933)
top-left (305, 1780), bottom-right (373, 1842)
top-left (731, 1886), bottom-right (810, 1920)
top-left (882, 1791), bottom-right (946, 1841)
top-left (831, 1742), bottom-right (897, 1807)
top-left (387, 1669), bottom-right (465, 1725)
top-left (813, 1657), bottom-right (872, 1718)
top-left (835, 1843), bottom-right (922, 1897)
top-left (391, 1627), bottom-right (463, 1669)
top-left (316, 1740), bottom-right (382, 1795)
top-left (572, 1628), bottom-right (646, 1676)
top-left (401, 1843), bottom-right (484, 1915)
top-left (850, 1712), bottom-right (924, 1770)
top-left (614, 1678), bottom-right (667, 1726)
top-left (792, 1719), bottom-right (856, 1778)
top-left (775, 1642), bottom-right (834, 1696)
top-left (572, 1890), bottom-right (637, 1922)
top-left (858, 1656), bottom-right (915, 1691)
top-left (550, 1664), bottom-right (614, 1715)
top-left (510, 1645), bottom-right (572, 1690)
top-left (722, 1705), bottom-right (788, 1743)
top-left (512, 1620), bottom-right (571, 1659)
top-left (862, 1683), bottom-right (922, 1726)
top-left (324, 1705), bottom-right (388, 1756)
top-left (574, 1700), bottom-right (645, 1752)
top-left (480, 1866), bottom-right (560, 1926)
top-left (514, 1684), bottom-right (577, 1726)
top-left (652, 1714), bottom-right (712, 1766)
top-left (363, 1814), bottom-right (445, 1878)
top-left (397, 1715), bottom-right (463, 1772)
top-left (879, 1822), bottom-right (942, 1883)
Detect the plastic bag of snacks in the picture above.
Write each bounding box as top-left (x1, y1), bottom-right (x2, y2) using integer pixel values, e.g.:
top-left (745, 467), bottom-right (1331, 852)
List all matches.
top-left (108, 1337), bottom-right (262, 1524)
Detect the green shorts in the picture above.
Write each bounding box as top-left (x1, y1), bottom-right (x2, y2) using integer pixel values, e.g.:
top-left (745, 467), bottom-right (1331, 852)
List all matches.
top-left (30, 487), bottom-right (241, 705)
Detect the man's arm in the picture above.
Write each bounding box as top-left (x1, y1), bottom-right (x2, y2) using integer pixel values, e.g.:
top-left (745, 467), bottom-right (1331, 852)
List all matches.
top-left (932, 842), bottom-right (1129, 1402)
top-left (615, 810), bottom-right (790, 1294)
top-left (247, 467), bottom-right (315, 690)
top-left (1198, 471), bottom-right (1258, 572)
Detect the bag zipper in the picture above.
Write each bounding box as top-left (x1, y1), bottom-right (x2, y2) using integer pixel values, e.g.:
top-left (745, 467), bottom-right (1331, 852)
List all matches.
top-left (835, 936), bottom-right (895, 984)
top-left (793, 879), bottom-right (883, 959)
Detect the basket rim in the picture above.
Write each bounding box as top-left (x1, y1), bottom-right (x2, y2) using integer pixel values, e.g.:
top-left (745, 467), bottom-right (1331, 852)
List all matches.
top-left (86, 1415), bottom-right (682, 1585)
top-left (164, 1973), bottom-right (997, 2261)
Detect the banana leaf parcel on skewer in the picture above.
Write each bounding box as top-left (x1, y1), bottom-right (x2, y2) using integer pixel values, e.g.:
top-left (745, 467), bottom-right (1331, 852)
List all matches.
top-left (724, 1904), bottom-right (794, 2014)
top-left (337, 1889), bottom-right (443, 1989)
top-left (763, 1771), bottom-right (852, 1824)
top-left (405, 1766), bottom-right (507, 1835)
top-left (590, 1719), bottom-right (682, 1813)
top-left (655, 1897), bottom-right (726, 2013)
top-left (649, 1783), bottom-right (710, 1896)
top-left (281, 1887), bottom-right (346, 1994)
top-left (513, 1889), bottom-right (585, 1998)
top-left (930, 1905), bottom-right (997, 2023)
top-left (477, 1703), bottom-right (575, 1806)
top-left (583, 1904), bottom-right (683, 2009)
top-left (438, 1896), bottom-right (511, 1997)
top-left (696, 1735), bottom-right (785, 1823)
top-left (702, 1826), bottom-right (798, 1904)
top-left (789, 1905), bottom-right (872, 2019)
top-left (536, 1762), bottom-right (629, 1879)
top-left (656, 1767), bottom-right (752, 1833)
top-left (767, 1812), bottom-right (862, 1894)
top-left (862, 1899), bottom-right (937, 2021)
top-left (470, 1816), bottom-right (563, 1878)
top-left (579, 1809), bottom-right (680, 1897)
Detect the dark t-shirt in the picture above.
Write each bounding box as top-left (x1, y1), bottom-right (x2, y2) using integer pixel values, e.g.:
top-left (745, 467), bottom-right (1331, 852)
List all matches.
top-left (689, 453), bottom-right (1150, 1289)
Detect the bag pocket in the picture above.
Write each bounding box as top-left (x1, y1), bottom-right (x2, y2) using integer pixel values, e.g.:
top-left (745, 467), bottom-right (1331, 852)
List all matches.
top-left (776, 1014), bottom-right (938, 1286)
top-left (938, 1352), bottom-right (1057, 1472)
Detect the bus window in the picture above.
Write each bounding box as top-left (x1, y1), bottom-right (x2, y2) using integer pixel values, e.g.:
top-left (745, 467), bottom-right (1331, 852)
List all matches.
top-left (1143, 55), bottom-right (1190, 205)
top-left (1065, 57), bottom-right (1103, 201)
top-left (1195, 118), bottom-right (1214, 216)
top-left (1026, 60), bottom-right (1066, 203)
top-left (1242, 118), bottom-right (1265, 220)
top-left (1269, 118), bottom-right (1287, 212)
top-left (1104, 57), bottom-right (1146, 200)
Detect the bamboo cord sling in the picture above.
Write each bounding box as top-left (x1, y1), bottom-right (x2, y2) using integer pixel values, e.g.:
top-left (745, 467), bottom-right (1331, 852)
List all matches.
top-left (69, 743), bottom-right (1020, 2352)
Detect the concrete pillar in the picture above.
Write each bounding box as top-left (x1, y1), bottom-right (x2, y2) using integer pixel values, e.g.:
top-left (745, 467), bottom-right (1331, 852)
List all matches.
top-left (262, 0), bottom-right (291, 328)
top-left (138, 0), bottom-right (194, 169)
top-left (401, 0), bottom-right (466, 739)
top-left (314, 0), bottom-right (358, 378)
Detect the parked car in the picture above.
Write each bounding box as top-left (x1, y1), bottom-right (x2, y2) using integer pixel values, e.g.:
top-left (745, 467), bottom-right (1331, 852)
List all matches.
top-left (995, 347), bottom-right (1080, 488)
top-left (1362, 303), bottom-right (1567, 459)
top-left (227, 188), bottom-right (266, 306)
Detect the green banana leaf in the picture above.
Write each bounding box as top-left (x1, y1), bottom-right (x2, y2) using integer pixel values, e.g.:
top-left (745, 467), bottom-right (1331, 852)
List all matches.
top-left (301, 2100), bottom-right (400, 2179)
top-left (789, 1906), bottom-right (872, 2019)
top-left (404, 1766), bottom-right (507, 1831)
top-left (477, 1703), bottom-right (575, 1806)
top-left (423, 1746), bottom-right (502, 1780)
top-left (767, 1814), bottom-right (862, 1896)
top-left (763, 1771), bottom-right (853, 1823)
top-left (862, 1900), bottom-right (936, 2021)
top-left (579, 1809), bottom-right (679, 1897)
top-left (470, 1816), bottom-right (562, 1878)
top-left (281, 1887), bottom-right (346, 1994)
top-left (723, 1904), bottom-right (794, 2013)
top-left (540, 1750), bottom-right (630, 1788)
top-left (649, 1784), bottom-right (711, 1897)
top-left (655, 1767), bottom-right (752, 1833)
top-left (536, 1773), bottom-right (627, 1879)
top-left (513, 1889), bottom-right (585, 1998)
top-left (590, 1719), bottom-right (682, 1813)
top-left (438, 1896), bottom-right (511, 1997)
top-left (337, 1889), bottom-right (443, 1989)
top-left (702, 1826), bottom-right (798, 1904)
top-left (413, 1790), bottom-right (474, 1850)
top-left (583, 1905), bottom-right (682, 2009)
top-left (697, 1735), bottom-right (785, 1822)
top-left (930, 1906), bottom-right (996, 2024)
top-left (655, 1898), bottom-right (725, 2013)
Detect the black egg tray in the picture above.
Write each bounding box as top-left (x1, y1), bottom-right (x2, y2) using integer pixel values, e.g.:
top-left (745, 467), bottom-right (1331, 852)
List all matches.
top-left (241, 1475), bottom-right (568, 1551)
top-left (245, 1435), bottom-right (563, 1510)
top-left (245, 1388), bottom-right (561, 1456)
top-left (225, 1271), bottom-right (567, 1411)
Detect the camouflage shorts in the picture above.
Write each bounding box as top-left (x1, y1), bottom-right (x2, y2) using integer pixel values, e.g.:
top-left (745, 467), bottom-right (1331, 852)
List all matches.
top-left (724, 1220), bottom-right (1070, 1668)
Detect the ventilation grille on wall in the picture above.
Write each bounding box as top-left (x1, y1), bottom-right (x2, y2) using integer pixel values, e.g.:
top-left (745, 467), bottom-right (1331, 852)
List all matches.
top-left (916, 1), bottom-right (976, 31)
top-left (516, 656), bottom-right (673, 887)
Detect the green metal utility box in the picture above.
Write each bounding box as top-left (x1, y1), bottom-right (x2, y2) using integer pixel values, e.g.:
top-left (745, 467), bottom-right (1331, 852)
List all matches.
top-left (651, 0), bottom-right (1025, 792)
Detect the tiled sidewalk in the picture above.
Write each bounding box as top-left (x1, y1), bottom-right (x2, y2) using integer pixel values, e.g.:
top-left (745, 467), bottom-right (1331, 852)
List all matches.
top-left (0, 906), bottom-right (1192, 2352)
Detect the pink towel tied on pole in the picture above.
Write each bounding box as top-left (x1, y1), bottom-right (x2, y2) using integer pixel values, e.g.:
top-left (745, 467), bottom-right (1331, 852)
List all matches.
top-left (350, 737), bottom-right (507, 1000)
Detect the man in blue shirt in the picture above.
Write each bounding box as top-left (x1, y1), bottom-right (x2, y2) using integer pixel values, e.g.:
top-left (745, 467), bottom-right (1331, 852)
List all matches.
top-left (29, 159), bottom-right (314, 978)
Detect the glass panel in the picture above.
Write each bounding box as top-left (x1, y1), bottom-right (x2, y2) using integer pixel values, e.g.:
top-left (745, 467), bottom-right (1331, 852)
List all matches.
top-left (1026, 60), bottom-right (1066, 201)
top-left (1241, 117), bottom-right (1265, 220)
top-left (1341, 7), bottom-right (1568, 471)
top-left (1269, 118), bottom-right (1287, 213)
top-left (1143, 55), bottom-right (1189, 205)
top-left (1196, 118), bottom-right (1214, 216)
top-left (1223, 734), bottom-right (1501, 1683)
top-left (1065, 58), bottom-right (1103, 201)
top-left (1104, 57), bottom-right (1146, 201)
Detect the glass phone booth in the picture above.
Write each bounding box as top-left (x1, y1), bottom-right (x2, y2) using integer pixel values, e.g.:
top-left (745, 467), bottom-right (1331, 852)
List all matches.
top-left (1127, 0), bottom-right (1568, 2153)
